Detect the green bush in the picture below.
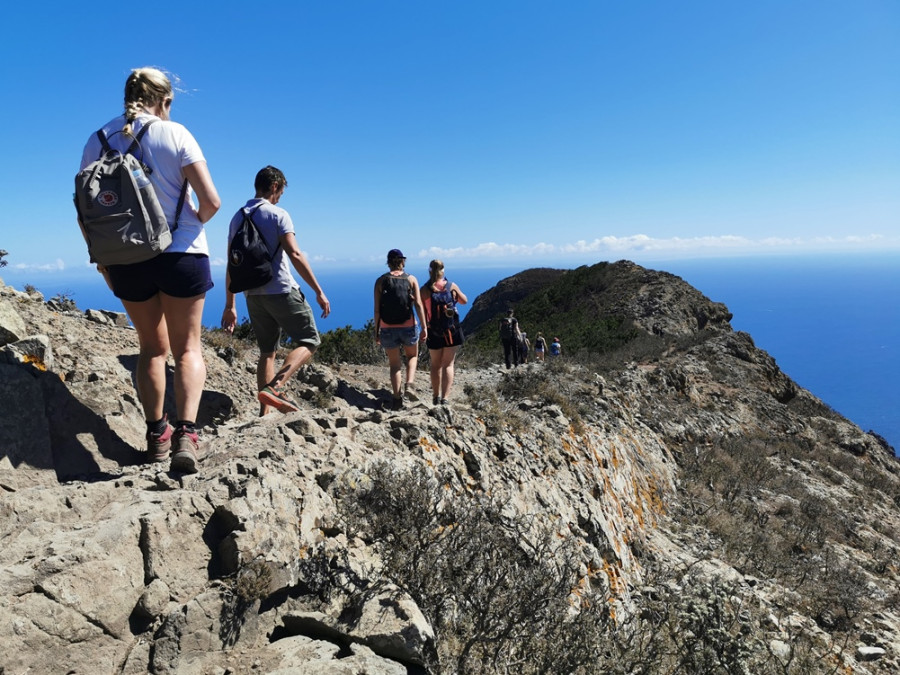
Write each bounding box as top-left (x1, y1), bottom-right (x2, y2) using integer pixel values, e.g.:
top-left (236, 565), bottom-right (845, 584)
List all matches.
top-left (315, 320), bottom-right (383, 365)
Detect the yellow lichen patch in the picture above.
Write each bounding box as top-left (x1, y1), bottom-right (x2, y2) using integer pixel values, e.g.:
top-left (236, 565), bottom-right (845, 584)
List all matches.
top-left (642, 475), bottom-right (667, 516)
top-left (608, 443), bottom-right (622, 470)
top-left (626, 474), bottom-right (667, 531)
top-left (629, 478), bottom-right (650, 529)
top-left (22, 354), bottom-right (47, 371)
top-left (418, 436), bottom-right (442, 453)
top-left (602, 559), bottom-right (626, 599)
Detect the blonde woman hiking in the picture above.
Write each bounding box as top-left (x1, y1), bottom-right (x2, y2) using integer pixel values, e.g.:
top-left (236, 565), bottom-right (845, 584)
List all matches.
top-left (421, 259), bottom-right (468, 405)
top-left (78, 67), bottom-right (221, 474)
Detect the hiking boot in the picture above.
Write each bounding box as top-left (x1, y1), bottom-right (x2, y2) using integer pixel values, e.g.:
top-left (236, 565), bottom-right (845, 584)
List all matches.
top-left (391, 395), bottom-right (404, 411)
top-left (258, 386), bottom-right (299, 413)
top-left (146, 419), bottom-right (174, 462)
top-left (432, 395), bottom-right (440, 406)
top-left (404, 383), bottom-right (419, 402)
top-left (170, 428), bottom-right (199, 474)
top-left (440, 398), bottom-right (449, 406)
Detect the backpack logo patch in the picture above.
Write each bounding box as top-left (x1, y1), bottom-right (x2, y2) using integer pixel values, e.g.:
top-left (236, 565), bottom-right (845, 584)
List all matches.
top-left (98, 190), bottom-right (118, 207)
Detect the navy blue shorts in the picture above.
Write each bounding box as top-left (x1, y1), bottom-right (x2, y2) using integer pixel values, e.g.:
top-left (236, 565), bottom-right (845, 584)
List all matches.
top-left (107, 253), bottom-right (213, 302)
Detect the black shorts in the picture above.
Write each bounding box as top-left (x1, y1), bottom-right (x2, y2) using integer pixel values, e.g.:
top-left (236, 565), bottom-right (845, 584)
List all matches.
top-left (426, 322), bottom-right (464, 350)
top-left (106, 253), bottom-right (213, 302)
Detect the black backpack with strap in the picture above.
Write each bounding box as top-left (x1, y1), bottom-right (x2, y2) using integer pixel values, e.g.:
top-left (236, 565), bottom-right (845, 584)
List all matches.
top-left (227, 204), bottom-right (281, 292)
top-left (379, 272), bottom-right (413, 324)
top-left (499, 316), bottom-right (517, 340)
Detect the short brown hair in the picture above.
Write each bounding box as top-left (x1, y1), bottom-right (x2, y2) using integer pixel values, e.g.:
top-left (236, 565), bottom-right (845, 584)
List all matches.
top-left (255, 165), bottom-right (288, 194)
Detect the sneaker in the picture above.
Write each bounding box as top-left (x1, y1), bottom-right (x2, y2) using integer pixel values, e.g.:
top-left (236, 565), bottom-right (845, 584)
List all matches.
top-left (440, 398), bottom-right (449, 406)
top-left (432, 395), bottom-right (440, 406)
top-left (391, 395), bottom-right (404, 411)
top-left (146, 419), bottom-right (174, 462)
top-left (258, 385), bottom-right (299, 413)
top-left (170, 428), bottom-right (199, 474)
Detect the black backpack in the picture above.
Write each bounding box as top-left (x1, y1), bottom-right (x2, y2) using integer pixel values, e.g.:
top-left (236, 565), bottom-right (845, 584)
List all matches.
top-left (499, 316), bottom-right (517, 340)
top-left (379, 272), bottom-right (413, 324)
top-left (227, 205), bottom-right (280, 293)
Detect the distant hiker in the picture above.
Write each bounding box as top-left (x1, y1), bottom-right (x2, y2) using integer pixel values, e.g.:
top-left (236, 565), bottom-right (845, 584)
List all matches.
top-left (78, 67), bottom-right (221, 474)
top-left (421, 259), bottom-right (468, 405)
top-left (498, 309), bottom-right (521, 368)
top-left (374, 249), bottom-right (428, 410)
top-left (221, 166), bottom-right (331, 416)
top-left (550, 336), bottom-right (562, 357)
top-left (534, 332), bottom-right (547, 362)
top-left (519, 331), bottom-right (530, 364)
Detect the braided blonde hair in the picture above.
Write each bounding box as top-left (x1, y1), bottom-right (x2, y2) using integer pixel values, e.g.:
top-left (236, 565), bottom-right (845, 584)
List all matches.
top-left (123, 67), bottom-right (172, 135)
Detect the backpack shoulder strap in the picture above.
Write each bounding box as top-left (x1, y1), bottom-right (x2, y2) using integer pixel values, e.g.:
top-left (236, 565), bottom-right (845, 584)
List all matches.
top-left (127, 119), bottom-right (155, 155)
top-left (172, 180), bottom-right (188, 231)
top-left (242, 203), bottom-right (279, 259)
top-left (95, 129), bottom-right (112, 156)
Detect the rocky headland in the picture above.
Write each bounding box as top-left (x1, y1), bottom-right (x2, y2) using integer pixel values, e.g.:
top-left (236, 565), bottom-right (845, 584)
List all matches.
top-left (1, 260), bottom-right (899, 674)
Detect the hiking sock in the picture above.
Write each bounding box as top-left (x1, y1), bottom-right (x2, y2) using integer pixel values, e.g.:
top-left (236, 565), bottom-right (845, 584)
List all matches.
top-left (175, 420), bottom-right (197, 435)
top-left (147, 417), bottom-right (168, 436)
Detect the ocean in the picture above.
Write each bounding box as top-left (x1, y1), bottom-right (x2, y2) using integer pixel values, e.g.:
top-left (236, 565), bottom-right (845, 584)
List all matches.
top-left (7, 253), bottom-right (898, 452)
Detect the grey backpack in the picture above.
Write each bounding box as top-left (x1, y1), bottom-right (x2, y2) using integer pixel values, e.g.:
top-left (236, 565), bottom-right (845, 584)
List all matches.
top-left (74, 120), bottom-right (186, 265)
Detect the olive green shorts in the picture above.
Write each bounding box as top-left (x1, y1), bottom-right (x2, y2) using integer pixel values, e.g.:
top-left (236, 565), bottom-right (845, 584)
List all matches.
top-left (246, 288), bottom-right (321, 354)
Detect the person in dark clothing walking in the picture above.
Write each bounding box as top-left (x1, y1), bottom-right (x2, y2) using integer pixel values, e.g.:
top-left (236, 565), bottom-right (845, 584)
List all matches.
top-left (498, 309), bottom-right (521, 369)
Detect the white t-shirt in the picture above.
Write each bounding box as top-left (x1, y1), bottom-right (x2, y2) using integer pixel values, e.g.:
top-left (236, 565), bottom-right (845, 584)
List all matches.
top-left (80, 113), bottom-right (209, 255)
top-left (228, 198), bottom-right (299, 296)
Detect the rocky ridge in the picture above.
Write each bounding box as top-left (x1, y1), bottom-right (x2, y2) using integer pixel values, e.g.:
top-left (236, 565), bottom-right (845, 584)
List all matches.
top-left (1, 261), bottom-right (899, 674)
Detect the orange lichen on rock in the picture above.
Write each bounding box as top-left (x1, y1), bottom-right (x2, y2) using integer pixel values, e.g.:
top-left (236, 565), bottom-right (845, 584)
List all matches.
top-left (22, 354), bottom-right (48, 371)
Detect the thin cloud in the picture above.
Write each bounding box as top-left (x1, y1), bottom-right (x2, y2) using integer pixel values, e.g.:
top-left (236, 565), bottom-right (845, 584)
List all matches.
top-left (13, 259), bottom-right (66, 272)
top-left (420, 234), bottom-right (891, 260)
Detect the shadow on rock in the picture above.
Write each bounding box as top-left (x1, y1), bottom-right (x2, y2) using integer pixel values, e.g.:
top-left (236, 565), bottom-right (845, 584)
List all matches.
top-left (118, 355), bottom-right (236, 429)
top-left (0, 363), bottom-right (139, 486)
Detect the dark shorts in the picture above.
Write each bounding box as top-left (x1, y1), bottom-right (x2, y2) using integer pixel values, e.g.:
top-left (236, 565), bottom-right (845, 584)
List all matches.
top-left (247, 288), bottom-right (321, 354)
top-left (107, 253), bottom-right (213, 302)
top-left (426, 323), bottom-right (464, 350)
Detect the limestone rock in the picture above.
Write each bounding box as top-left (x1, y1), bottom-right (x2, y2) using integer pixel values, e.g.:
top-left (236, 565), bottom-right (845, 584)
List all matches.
top-left (0, 297), bottom-right (27, 346)
top-left (1, 334), bottom-right (53, 371)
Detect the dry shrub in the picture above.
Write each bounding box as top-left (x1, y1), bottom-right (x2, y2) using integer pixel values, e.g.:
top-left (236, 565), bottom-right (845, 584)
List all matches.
top-left (336, 461), bottom-right (611, 674)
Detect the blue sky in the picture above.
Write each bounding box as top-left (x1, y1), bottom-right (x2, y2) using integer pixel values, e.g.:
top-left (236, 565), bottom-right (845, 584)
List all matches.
top-left (1, 0), bottom-right (898, 282)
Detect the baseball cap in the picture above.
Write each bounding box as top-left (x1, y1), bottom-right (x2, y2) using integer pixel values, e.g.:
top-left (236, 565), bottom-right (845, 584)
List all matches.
top-left (387, 249), bottom-right (405, 261)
